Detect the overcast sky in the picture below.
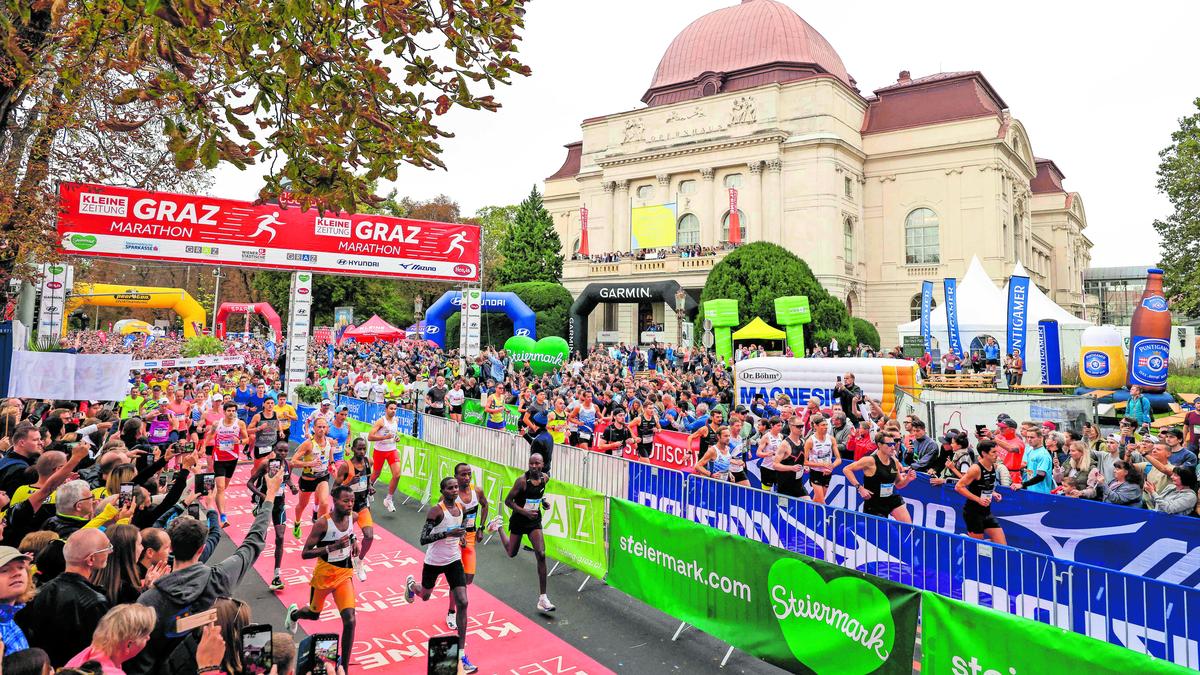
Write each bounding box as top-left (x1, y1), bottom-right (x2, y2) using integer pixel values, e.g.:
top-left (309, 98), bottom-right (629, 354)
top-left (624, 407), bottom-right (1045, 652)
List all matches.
top-left (211, 0), bottom-right (1200, 268)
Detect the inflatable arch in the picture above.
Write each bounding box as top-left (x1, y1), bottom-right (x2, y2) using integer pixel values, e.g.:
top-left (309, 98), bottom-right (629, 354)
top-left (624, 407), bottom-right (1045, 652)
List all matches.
top-left (65, 283), bottom-right (207, 337)
top-left (422, 291), bottom-right (536, 348)
top-left (568, 281), bottom-right (698, 355)
top-left (215, 302), bottom-right (282, 342)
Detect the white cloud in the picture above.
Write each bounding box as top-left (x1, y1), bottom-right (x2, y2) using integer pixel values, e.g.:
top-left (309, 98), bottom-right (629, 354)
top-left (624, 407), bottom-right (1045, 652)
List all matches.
top-left (211, 0), bottom-right (1200, 268)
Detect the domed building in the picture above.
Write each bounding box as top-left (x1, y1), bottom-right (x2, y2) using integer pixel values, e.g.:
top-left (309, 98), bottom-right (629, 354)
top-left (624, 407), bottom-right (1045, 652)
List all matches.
top-left (545, 0), bottom-right (1091, 350)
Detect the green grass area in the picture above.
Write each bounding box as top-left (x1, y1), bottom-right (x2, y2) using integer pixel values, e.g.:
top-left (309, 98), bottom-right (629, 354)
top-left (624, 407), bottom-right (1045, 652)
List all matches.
top-left (1168, 374), bottom-right (1200, 396)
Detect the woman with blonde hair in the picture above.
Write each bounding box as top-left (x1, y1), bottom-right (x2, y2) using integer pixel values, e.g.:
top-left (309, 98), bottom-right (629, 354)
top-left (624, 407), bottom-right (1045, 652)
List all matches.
top-left (64, 603), bottom-right (156, 674)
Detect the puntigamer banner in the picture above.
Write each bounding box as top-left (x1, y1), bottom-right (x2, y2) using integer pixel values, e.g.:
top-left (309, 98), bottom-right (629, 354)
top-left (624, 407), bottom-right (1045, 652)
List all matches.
top-left (608, 499), bottom-right (918, 674)
top-left (921, 592), bottom-right (1191, 674)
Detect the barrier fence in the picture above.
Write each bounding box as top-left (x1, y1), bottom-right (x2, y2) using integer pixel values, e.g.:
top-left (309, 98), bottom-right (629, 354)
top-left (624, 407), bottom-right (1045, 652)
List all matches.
top-left (299, 397), bottom-right (1199, 668)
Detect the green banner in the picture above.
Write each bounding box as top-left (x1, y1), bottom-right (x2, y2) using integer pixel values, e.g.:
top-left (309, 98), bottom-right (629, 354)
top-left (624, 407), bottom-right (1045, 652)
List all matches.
top-left (461, 398), bottom-right (522, 432)
top-left (608, 499), bottom-right (918, 675)
top-left (384, 435), bottom-right (608, 578)
top-left (921, 593), bottom-right (1191, 675)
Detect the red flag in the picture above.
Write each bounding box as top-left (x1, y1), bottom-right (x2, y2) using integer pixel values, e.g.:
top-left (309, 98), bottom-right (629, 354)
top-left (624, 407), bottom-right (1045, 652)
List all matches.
top-left (728, 188), bottom-right (741, 244)
top-left (579, 206), bottom-right (590, 256)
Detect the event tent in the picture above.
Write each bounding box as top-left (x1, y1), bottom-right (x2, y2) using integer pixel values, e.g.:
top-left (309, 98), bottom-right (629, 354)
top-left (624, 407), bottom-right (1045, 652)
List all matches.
top-left (897, 258), bottom-right (1092, 384)
top-left (339, 315), bottom-right (404, 343)
top-left (732, 317), bottom-right (786, 341)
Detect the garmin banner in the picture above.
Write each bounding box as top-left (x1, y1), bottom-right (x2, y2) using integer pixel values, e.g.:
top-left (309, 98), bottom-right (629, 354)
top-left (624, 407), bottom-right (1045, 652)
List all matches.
top-left (568, 280), bottom-right (698, 355)
top-left (1038, 319), bottom-right (1063, 385)
top-left (943, 277), bottom-right (964, 359)
top-left (626, 464), bottom-right (1200, 665)
top-left (1007, 275), bottom-right (1031, 362)
top-left (920, 280), bottom-right (933, 356)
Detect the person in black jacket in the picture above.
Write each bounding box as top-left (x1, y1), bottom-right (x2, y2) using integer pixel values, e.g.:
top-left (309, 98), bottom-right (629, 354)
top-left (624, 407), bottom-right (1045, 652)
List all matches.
top-left (16, 529), bottom-right (112, 667)
top-left (125, 467), bottom-right (284, 675)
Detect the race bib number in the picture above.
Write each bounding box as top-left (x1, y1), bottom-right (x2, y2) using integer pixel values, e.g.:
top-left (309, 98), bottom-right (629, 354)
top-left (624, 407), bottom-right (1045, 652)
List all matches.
top-left (578, 431), bottom-right (592, 440)
top-left (641, 435), bottom-right (654, 444)
top-left (981, 489), bottom-right (994, 501)
top-left (351, 477), bottom-right (368, 492)
top-left (463, 512), bottom-right (477, 529)
top-left (524, 498), bottom-right (542, 511)
top-left (879, 483), bottom-right (894, 498)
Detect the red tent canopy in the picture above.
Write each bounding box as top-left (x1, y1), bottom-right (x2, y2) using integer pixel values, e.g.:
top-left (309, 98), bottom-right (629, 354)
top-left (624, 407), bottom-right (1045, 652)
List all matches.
top-left (339, 314), bottom-right (403, 343)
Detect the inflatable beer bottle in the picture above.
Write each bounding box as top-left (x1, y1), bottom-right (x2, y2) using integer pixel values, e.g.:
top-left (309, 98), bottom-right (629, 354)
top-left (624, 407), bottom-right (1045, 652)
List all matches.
top-left (1126, 268), bottom-right (1171, 393)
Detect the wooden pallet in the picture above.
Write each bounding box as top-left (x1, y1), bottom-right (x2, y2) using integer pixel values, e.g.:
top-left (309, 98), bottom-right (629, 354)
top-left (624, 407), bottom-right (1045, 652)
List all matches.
top-left (924, 374), bottom-right (997, 390)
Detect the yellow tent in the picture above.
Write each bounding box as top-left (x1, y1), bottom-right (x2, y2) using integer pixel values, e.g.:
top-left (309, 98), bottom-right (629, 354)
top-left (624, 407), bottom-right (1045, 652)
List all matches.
top-left (117, 320), bottom-right (154, 335)
top-left (732, 317), bottom-right (786, 341)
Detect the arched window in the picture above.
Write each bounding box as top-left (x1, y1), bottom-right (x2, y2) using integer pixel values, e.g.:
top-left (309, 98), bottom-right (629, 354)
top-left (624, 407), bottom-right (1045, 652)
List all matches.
top-left (905, 208), bottom-right (940, 264)
top-left (677, 213), bottom-right (700, 246)
top-left (843, 217), bottom-right (855, 266)
top-left (969, 335), bottom-right (998, 359)
top-left (846, 292), bottom-right (857, 317)
top-left (678, 180), bottom-right (697, 195)
top-left (636, 185), bottom-right (654, 199)
top-left (909, 294), bottom-right (937, 322)
top-left (572, 237), bottom-right (580, 254)
top-left (721, 210), bottom-right (747, 243)
top-left (723, 173), bottom-right (743, 189)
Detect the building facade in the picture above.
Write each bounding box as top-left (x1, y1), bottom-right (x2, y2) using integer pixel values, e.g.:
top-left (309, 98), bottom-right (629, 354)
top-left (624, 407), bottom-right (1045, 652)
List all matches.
top-left (544, 0), bottom-right (1092, 347)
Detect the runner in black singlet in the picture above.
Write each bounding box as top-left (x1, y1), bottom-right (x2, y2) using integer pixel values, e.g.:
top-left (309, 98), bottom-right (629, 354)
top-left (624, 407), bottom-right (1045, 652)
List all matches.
top-left (774, 417), bottom-right (809, 499)
top-left (955, 439), bottom-right (1006, 544)
top-left (492, 453), bottom-right (556, 613)
top-left (842, 432), bottom-right (915, 522)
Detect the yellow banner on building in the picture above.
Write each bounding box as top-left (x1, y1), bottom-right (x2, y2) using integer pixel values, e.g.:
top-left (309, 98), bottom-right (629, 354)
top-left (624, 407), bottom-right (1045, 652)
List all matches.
top-left (631, 203), bottom-right (677, 249)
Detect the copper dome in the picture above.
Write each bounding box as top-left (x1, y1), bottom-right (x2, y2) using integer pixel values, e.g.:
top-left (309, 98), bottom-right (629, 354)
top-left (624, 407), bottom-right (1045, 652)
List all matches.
top-left (644, 0), bottom-right (851, 105)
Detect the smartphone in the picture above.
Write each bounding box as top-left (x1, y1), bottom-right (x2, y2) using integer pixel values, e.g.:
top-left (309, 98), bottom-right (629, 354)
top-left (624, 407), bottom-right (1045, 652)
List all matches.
top-left (180, 441), bottom-right (195, 453)
top-left (301, 633), bottom-right (339, 675)
top-left (175, 608), bottom-right (218, 633)
top-left (195, 473), bottom-right (215, 496)
top-left (118, 482), bottom-right (135, 508)
top-left (975, 424), bottom-right (987, 435)
top-left (268, 459), bottom-right (284, 476)
top-left (186, 503), bottom-right (201, 519)
top-left (241, 623), bottom-right (273, 675)
top-left (427, 635), bottom-right (460, 675)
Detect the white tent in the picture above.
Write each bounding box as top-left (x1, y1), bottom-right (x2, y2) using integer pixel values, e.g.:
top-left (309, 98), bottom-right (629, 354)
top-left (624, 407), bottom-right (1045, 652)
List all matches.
top-left (898, 258), bottom-right (1092, 384)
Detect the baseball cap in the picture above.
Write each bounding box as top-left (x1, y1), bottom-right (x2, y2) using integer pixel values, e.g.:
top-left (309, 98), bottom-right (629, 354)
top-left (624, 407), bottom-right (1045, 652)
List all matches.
top-left (210, 393), bottom-right (222, 402)
top-left (1041, 421), bottom-right (1058, 431)
top-left (321, 399), bottom-right (332, 406)
top-left (1000, 419), bottom-right (1018, 429)
top-left (0, 546), bottom-right (30, 567)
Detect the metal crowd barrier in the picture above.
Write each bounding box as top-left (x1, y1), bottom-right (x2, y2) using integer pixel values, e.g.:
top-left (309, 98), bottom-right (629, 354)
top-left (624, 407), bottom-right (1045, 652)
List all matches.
top-left (367, 410), bottom-right (1199, 667)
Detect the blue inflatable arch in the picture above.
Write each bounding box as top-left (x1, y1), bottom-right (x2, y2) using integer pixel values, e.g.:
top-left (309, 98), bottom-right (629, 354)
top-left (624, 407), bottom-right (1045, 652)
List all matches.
top-left (421, 291), bottom-right (537, 348)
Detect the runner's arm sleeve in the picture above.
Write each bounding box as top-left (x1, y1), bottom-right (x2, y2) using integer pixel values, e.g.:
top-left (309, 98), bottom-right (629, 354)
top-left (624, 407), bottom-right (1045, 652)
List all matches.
top-left (419, 517), bottom-right (449, 545)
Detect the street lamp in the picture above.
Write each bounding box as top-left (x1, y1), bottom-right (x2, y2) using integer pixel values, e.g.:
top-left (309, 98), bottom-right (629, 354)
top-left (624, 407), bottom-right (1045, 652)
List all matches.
top-left (675, 288), bottom-right (686, 348)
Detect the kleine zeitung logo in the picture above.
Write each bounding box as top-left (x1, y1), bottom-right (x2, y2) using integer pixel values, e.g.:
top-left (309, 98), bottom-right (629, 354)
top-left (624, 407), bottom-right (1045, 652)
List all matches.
top-left (79, 192), bottom-right (128, 216)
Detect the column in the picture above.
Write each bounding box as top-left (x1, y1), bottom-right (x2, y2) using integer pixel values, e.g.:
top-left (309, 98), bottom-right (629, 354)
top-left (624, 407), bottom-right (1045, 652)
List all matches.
top-left (747, 160), bottom-right (763, 242)
top-left (614, 180), bottom-right (630, 251)
top-left (764, 158), bottom-right (783, 245)
top-left (700, 168), bottom-right (715, 244)
top-left (601, 180), bottom-right (615, 252)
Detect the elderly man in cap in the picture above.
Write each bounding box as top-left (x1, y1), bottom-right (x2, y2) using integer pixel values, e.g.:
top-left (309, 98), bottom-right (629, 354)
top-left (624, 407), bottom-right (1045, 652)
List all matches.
top-left (0, 545), bottom-right (32, 654)
top-left (17, 529), bottom-right (111, 666)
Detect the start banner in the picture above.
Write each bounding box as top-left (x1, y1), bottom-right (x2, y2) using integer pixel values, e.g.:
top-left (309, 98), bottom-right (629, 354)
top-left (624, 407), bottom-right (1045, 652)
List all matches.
top-left (57, 182), bottom-right (481, 282)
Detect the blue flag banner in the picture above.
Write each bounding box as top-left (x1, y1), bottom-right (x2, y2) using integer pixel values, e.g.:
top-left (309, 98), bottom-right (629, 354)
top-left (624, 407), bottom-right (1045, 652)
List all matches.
top-left (123, 334), bottom-right (137, 349)
top-left (1038, 319), bottom-right (1062, 385)
top-left (265, 340), bottom-right (276, 361)
top-left (1006, 275), bottom-right (1030, 361)
top-left (943, 278), bottom-right (964, 359)
top-left (920, 280), bottom-right (934, 356)
top-left (326, 343), bottom-right (335, 370)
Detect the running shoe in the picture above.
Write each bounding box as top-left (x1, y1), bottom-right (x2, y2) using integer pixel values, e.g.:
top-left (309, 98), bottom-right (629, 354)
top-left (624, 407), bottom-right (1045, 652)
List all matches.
top-left (283, 603), bottom-right (299, 634)
top-left (460, 654), bottom-right (478, 674)
top-left (353, 557), bottom-right (366, 582)
top-left (537, 595), bottom-right (556, 612)
top-left (292, 522), bottom-right (301, 539)
top-left (269, 576), bottom-right (284, 591)
top-left (220, 515), bottom-right (230, 529)
top-left (383, 495), bottom-right (395, 512)
top-left (486, 516), bottom-right (503, 533)
top-left (446, 610), bottom-right (457, 631)
top-left (403, 575), bottom-right (416, 604)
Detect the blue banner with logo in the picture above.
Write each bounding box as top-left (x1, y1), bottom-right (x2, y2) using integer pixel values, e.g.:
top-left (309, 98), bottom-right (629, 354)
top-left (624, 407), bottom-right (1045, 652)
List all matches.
top-left (1038, 319), bottom-right (1062, 385)
top-left (920, 280), bottom-right (934, 356)
top-left (291, 398), bottom-right (419, 440)
top-left (943, 278), bottom-right (964, 359)
top-left (626, 463), bottom-right (1200, 665)
top-left (1007, 275), bottom-right (1031, 360)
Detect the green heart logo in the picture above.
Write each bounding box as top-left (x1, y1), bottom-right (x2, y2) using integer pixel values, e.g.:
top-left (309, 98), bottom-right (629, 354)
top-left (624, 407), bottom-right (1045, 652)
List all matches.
top-left (69, 234), bottom-right (97, 250)
top-left (48, 265), bottom-right (65, 274)
top-left (298, 274), bottom-right (310, 282)
top-left (503, 335), bottom-right (569, 375)
top-left (768, 558), bottom-right (896, 675)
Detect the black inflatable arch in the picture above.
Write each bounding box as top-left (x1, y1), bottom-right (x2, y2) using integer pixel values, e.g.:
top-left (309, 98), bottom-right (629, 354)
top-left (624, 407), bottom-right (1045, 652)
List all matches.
top-left (568, 280), bottom-right (699, 354)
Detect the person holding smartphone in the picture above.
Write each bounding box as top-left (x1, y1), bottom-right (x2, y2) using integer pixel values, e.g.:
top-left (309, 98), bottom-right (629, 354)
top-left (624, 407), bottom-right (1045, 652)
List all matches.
top-left (284, 485), bottom-right (358, 673)
top-left (403, 476), bottom-right (478, 674)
